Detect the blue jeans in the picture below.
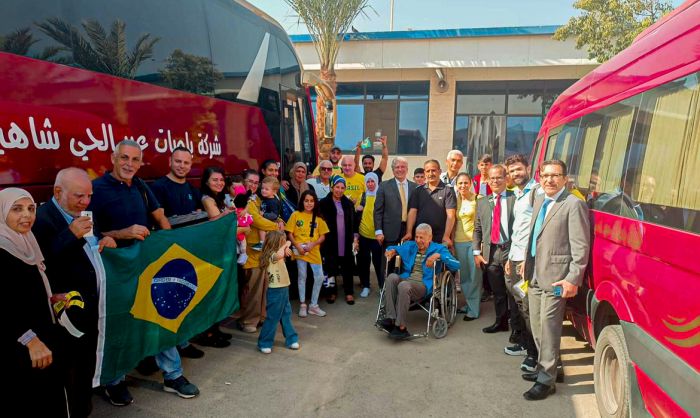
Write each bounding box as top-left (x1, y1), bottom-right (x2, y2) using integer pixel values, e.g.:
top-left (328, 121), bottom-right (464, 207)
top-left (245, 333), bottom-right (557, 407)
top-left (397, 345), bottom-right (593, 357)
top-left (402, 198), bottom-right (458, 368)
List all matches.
top-left (106, 346), bottom-right (182, 386)
top-left (258, 286), bottom-right (298, 349)
top-left (454, 241), bottom-right (480, 318)
top-left (296, 259), bottom-right (324, 306)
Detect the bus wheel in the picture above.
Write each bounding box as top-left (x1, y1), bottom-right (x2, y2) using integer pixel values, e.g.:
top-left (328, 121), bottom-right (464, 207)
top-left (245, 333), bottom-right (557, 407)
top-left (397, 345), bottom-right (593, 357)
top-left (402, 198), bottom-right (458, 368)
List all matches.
top-left (594, 325), bottom-right (630, 418)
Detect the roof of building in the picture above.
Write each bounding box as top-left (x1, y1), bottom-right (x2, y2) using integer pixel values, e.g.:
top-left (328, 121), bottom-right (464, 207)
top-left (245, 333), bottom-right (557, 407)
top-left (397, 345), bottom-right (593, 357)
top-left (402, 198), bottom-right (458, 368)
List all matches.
top-left (289, 25), bottom-right (561, 43)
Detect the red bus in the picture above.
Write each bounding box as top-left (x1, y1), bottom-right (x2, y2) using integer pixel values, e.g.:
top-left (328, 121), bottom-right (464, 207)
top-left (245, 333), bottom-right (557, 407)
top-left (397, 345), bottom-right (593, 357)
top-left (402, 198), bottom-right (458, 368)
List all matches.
top-left (0, 0), bottom-right (317, 201)
top-left (532, 1), bottom-right (700, 416)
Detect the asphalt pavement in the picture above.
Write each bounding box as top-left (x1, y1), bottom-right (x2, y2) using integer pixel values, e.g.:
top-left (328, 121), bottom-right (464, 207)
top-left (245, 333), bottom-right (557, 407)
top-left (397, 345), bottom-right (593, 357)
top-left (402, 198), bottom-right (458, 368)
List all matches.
top-left (92, 285), bottom-right (599, 418)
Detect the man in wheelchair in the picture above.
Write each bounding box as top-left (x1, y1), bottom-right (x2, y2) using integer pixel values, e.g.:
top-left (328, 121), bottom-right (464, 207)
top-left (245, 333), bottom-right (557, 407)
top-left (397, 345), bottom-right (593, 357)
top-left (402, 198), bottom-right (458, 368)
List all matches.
top-left (377, 223), bottom-right (460, 340)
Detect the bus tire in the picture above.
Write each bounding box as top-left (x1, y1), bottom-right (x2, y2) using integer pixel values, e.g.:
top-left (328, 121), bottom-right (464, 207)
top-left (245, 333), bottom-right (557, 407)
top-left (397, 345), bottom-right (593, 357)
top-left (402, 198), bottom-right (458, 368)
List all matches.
top-left (594, 325), bottom-right (630, 418)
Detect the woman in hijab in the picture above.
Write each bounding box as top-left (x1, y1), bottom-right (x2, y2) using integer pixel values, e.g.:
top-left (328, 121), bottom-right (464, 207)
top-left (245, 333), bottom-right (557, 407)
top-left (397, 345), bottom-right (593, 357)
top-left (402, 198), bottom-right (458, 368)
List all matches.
top-left (285, 162), bottom-right (309, 207)
top-left (3, 188), bottom-right (68, 416)
top-left (356, 172), bottom-right (383, 298)
top-left (319, 176), bottom-right (359, 305)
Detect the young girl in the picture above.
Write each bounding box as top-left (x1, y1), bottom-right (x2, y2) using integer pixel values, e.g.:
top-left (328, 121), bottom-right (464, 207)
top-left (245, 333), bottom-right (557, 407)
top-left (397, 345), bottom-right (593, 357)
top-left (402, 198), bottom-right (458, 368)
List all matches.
top-left (257, 231), bottom-right (299, 354)
top-left (285, 190), bottom-right (329, 318)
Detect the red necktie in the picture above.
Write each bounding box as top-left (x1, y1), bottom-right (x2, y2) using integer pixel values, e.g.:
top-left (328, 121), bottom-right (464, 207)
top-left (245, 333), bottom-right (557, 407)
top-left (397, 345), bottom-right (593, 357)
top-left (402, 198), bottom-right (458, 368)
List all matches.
top-left (491, 194), bottom-right (501, 243)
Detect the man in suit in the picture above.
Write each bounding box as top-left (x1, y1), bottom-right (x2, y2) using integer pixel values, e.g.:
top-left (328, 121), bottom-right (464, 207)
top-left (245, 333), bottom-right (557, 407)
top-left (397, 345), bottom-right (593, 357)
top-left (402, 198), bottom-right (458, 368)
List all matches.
top-left (473, 165), bottom-right (517, 334)
top-left (33, 167), bottom-right (117, 417)
top-left (374, 157), bottom-right (417, 272)
top-left (522, 160), bottom-right (590, 400)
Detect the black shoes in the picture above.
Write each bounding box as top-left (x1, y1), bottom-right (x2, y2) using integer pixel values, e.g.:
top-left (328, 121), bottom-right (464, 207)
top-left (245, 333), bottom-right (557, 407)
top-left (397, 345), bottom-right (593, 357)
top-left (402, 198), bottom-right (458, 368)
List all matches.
top-left (520, 356), bottom-right (537, 372)
top-left (482, 322), bottom-right (509, 333)
top-left (523, 382), bottom-right (556, 401)
top-left (509, 329), bottom-right (522, 344)
top-left (377, 318), bottom-right (395, 333)
top-left (463, 315), bottom-right (477, 321)
top-left (504, 344), bottom-right (527, 356)
top-left (389, 327), bottom-right (411, 340)
top-left (191, 333), bottom-right (231, 348)
top-left (177, 344), bottom-right (205, 359)
top-left (104, 382), bottom-right (134, 406)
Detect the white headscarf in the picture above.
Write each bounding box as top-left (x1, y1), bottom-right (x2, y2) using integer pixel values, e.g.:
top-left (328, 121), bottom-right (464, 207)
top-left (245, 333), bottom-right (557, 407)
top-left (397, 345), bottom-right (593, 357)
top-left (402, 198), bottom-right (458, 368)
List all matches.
top-left (0, 188), bottom-right (54, 320)
top-left (0, 188), bottom-right (44, 266)
top-left (364, 172), bottom-right (379, 198)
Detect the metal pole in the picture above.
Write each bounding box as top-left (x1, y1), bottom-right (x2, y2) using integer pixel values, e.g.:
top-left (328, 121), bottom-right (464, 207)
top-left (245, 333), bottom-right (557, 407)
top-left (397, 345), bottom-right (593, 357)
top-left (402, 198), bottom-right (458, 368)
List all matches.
top-left (390, 0), bottom-right (394, 31)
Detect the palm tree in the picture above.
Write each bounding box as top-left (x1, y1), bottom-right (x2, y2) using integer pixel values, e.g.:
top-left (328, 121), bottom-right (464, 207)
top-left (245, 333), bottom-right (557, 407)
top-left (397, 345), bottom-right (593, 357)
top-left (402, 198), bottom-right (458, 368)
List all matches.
top-left (36, 18), bottom-right (159, 79)
top-left (0, 27), bottom-right (62, 60)
top-left (284, 0), bottom-right (371, 156)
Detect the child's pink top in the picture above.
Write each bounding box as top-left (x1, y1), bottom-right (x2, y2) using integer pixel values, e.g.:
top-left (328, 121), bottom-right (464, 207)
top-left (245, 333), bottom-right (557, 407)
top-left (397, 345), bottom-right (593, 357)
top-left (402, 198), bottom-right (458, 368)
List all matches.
top-left (236, 208), bottom-right (253, 241)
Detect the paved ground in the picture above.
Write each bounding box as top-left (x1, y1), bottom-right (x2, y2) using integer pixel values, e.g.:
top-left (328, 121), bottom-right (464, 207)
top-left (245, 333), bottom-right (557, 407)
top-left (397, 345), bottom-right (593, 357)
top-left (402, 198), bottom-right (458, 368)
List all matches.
top-left (93, 287), bottom-right (599, 418)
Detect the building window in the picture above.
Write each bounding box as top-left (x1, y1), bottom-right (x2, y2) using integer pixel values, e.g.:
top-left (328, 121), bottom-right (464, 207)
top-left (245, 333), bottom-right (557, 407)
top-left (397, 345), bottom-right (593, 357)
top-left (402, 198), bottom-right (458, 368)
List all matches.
top-left (453, 80), bottom-right (575, 174)
top-left (334, 82), bottom-right (429, 155)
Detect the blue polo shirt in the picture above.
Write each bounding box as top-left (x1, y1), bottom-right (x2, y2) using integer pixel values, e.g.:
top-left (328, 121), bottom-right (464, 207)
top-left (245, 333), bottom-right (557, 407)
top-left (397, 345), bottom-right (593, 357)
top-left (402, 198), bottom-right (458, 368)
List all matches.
top-left (150, 176), bottom-right (202, 217)
top-left (88, 173), bottom-right (160, 248)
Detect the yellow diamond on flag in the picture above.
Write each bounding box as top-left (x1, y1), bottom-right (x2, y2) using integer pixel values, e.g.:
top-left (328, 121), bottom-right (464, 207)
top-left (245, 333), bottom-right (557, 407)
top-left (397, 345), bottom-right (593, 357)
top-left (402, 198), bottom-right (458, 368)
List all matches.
top-left (130, 244), bottom-right (223, 333)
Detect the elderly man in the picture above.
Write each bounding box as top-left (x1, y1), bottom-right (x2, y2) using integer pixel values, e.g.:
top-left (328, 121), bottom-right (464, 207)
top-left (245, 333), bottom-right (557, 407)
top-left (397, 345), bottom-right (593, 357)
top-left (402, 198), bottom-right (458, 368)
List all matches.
top-left (522, 160), bottom-right (590, 400)
top-left (377, 224), bottom-right (460, 340)
top-left (440, 149), bottom-right (464, 188)
top-left (354, 136), bottom-right (388, 180)
top-left (340, 155), bottom-right (365, 206)
top-left (403, 159), bottom-right (456, 247)
top-left (88, 140), bottom-right (199, 405)
top-left (306, 159), bottom-right (333, 199)
top-left (33, 167), bottom-right (116, 417)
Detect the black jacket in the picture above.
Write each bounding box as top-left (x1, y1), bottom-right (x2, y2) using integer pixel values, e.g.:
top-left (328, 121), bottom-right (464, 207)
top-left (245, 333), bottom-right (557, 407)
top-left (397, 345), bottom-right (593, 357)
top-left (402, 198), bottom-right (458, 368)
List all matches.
top-left (319, 194), bottom-right (359, 260)
top-left (33, 201), bottom-right (99, 335)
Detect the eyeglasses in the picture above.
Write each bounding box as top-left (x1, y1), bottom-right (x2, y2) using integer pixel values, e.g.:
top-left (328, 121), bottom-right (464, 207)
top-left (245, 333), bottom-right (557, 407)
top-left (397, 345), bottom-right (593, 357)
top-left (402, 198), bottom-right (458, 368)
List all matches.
top-left (320, 167), bottom-right (333, 171)
top-left (540, 174), bottom-right (564, 180)
top-left (488, 177), bottom-right (504, 182)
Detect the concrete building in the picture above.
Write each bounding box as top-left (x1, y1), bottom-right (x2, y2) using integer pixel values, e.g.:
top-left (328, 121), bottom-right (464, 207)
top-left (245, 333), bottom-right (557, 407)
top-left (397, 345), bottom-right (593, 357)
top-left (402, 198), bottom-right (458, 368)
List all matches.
top-left (291, 26), bottom-right (597, 173)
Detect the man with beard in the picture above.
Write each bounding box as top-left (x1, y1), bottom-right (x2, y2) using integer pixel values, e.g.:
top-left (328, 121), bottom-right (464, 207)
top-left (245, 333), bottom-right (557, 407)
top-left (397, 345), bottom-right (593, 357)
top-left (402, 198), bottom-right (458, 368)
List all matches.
top-left (312, 146), bottom-right (343, 177)
top-left (354, 136), bottom-right (388, 180)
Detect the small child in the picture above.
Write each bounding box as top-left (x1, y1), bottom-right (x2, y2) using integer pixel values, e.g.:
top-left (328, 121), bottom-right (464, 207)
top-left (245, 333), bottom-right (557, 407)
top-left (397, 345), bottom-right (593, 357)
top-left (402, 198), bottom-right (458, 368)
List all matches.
top-left (252, 176), bottom-right (283, 251)
top-left (232, 188), bottom-right (253, 265)
top-left (257, 231), bottom-right (299, 354)
top-left (285, 190), bottom-right (329, 318)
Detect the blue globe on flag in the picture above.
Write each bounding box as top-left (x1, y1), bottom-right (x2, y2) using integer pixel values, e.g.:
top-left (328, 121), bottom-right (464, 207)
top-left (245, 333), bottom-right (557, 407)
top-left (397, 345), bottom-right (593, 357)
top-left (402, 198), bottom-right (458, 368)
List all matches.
top-left (150, 258), bottom-right (198, 319)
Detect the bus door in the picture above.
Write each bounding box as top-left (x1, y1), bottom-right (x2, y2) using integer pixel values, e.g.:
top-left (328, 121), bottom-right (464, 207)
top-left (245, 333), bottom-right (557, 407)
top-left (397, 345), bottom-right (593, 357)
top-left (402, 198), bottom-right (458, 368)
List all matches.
top-left (280, 85), bottom-right (315, 176)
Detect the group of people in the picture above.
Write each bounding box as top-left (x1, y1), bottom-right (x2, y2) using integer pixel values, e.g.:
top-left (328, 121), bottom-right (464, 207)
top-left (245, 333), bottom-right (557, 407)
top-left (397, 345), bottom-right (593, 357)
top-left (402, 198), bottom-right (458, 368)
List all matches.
top-left (7, 138), bottom-right (590, 416)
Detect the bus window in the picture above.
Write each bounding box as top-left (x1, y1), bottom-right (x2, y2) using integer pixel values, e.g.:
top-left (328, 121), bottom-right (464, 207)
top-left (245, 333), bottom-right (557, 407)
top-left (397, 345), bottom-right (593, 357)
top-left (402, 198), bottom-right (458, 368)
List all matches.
top-left (623, 71), bottom-right (700, 233)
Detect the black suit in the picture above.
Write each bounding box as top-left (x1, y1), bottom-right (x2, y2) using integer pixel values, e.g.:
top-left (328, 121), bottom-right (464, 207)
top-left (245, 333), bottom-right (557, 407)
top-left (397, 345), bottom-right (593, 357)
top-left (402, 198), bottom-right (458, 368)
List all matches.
top-left (473, 192), bottom-right (516, 325)
top-left (33, 200), bottom-right (99, 418)
top-left (374, 178), bottom-right (416, 272)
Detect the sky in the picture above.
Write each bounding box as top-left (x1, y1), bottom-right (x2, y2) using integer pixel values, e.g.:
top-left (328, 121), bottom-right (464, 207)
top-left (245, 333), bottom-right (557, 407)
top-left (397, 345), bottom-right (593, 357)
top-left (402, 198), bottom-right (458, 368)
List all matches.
top-left (248, 0), bottom-right (686, 34)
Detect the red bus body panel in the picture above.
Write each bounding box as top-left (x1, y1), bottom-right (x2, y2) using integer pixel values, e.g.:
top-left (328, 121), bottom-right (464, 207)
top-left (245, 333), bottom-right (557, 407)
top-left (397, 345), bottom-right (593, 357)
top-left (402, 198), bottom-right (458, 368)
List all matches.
top-left (0, 52), bottom-right (281, 200)
top-left (536, 1), bottom-right (700, 415)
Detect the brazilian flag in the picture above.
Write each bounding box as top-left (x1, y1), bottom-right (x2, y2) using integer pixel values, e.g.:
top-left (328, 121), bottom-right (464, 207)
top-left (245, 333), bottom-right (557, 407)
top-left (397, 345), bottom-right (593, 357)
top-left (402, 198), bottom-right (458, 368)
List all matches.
top-left (94, 216), bottom-right (238, 385)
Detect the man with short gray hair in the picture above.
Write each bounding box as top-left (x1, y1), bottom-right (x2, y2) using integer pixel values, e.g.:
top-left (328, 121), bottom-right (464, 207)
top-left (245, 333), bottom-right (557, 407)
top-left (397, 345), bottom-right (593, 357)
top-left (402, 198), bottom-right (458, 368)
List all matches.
top-left (440, 149), bottom-right (464, 188)
top-left (377, 223), bottom-right (459, 340)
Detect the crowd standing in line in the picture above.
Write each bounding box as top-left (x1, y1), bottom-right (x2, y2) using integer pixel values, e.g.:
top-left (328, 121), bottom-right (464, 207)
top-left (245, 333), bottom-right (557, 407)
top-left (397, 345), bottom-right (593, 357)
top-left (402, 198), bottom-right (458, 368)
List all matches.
top-left (8, 136), bottom-right (591, 412)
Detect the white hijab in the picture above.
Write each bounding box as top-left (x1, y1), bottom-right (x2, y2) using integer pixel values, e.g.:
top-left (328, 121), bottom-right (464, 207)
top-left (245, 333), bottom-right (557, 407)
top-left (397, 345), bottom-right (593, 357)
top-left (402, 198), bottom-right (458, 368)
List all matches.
top-left (0, 188), bottom-right (44, 265)
top-left (364, 172), bottom-right (379, 198)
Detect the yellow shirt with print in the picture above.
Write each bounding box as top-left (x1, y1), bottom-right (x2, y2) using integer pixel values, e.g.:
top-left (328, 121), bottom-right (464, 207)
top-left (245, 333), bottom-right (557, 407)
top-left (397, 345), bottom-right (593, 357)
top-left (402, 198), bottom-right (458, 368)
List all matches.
top-left (266, 256), bottom-right (291, 288)
top-left (342, 172), bottom-right (365, 206)
top-left (284, 211), bottom-right (329, 265)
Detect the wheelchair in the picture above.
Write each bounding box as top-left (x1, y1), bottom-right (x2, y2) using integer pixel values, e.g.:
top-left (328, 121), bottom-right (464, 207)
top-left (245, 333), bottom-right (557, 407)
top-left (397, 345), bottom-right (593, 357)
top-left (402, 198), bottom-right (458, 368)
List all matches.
top-left (375, 253), bottom-right (458, 338)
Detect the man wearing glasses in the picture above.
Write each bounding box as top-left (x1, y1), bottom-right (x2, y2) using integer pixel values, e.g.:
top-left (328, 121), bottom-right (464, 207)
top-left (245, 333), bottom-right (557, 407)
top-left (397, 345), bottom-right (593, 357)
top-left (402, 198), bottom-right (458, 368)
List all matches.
top-left (306, 160), bottom-right (333, 199)
top-left (473, 165), bottom-right (516, 335)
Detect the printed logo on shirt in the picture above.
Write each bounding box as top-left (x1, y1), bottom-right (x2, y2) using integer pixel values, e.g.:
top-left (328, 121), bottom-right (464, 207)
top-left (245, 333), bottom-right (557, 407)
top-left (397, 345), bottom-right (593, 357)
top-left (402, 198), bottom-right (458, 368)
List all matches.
top-left (296, 219), bottom-right (304, 227)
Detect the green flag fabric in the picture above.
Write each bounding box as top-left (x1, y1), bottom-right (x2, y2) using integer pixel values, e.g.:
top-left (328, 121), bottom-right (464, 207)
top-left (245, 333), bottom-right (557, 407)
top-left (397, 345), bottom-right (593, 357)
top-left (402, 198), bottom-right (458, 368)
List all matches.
top-left (94, 216), bottom-right (238, 385)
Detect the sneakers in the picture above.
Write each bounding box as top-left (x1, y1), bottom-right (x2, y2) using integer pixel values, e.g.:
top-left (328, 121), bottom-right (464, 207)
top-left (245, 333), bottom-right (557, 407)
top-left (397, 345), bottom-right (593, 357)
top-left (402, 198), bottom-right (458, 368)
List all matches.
top-left (521, 356), bottom-right (537, 372)
top-left (163, 376), bottom-right (200, 399)
top-left (308, 305), bottom-right (326, 317)
top-left (505, 344), bottom-right (528, 356)
top-left (360, 287), bottom-right (370, 298)
top-left (251, 243), bottom-right (263, 251)
top-left (298, 304), bottom-right (308, 318)
top-left (177, 344), bottom-right (205, 359)
top-left (105, 382), bottom-right (133, 406)
top-left (288, 342), bottom-right (300, 350)
top-left (241, 325), bottom-right (257, 333)
top-left (259, 347), bottom-right (272, 354)
top-left (237, 252), bottom-right (248, 265)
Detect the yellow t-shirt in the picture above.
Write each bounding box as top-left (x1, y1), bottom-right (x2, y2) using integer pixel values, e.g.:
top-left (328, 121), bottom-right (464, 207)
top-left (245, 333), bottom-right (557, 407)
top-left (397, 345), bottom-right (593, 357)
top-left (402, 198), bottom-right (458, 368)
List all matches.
top-left (284, 211), bottom-right (329, 265)
top-left (455, 195), bottom-right (476, 243)
top-left (266, 256), bottom-right (291, 288)
top-left (359, 194), bottom-right (376, 239)
top-left (343, 172), bottom-right (365, 205)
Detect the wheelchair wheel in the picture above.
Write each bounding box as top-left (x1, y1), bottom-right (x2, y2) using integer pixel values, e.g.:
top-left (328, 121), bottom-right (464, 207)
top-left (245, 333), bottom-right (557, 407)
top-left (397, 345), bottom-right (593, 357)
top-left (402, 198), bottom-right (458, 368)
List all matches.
top-left (431, 317), bottom-right (448, 339)
top-left (440, 271), bottom-right (458, 326)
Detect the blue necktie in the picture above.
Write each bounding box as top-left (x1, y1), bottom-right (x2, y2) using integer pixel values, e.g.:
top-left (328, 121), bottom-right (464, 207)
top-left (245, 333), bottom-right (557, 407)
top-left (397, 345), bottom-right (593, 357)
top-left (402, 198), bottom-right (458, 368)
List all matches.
top-left (530, 199), bottom-right (553, 257)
